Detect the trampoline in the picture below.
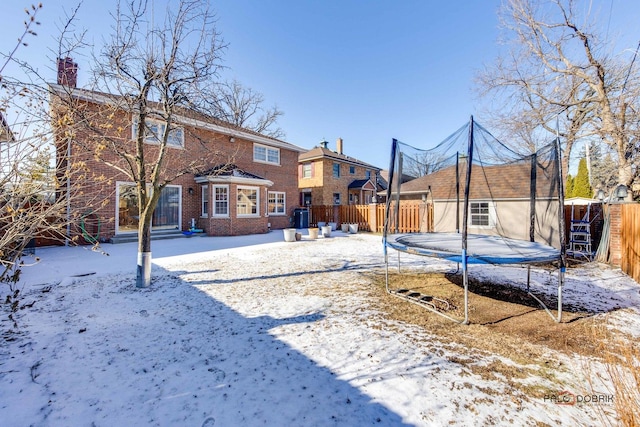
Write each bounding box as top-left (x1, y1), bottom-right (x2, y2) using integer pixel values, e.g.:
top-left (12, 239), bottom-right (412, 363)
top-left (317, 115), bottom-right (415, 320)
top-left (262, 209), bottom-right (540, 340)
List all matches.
top-left (383, 116), bottom-right (566, 324)
top-left (386, 233), bottom-right (560, 265)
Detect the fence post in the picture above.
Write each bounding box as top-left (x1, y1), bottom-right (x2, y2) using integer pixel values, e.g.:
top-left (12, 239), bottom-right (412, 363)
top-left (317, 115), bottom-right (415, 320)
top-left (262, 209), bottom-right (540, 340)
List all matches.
top-left (369, 202), bottom-right (378, 232)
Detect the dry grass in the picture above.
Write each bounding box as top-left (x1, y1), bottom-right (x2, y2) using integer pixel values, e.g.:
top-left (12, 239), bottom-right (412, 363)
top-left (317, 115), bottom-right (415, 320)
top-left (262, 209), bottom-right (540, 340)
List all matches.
top-left (369, 272), bottom-right (603, 357)
top-left (585, 327), bottom-right (640, 427)
top-left (357, 271), bottom-right (637, 408)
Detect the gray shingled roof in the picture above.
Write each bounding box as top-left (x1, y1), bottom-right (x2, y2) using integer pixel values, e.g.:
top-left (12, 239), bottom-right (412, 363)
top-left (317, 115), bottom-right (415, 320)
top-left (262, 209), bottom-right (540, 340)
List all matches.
top-left (348, 179), bottom-right (375, 190)
top-left (299, 146), bottom-right (381, 170)
top-left (48, 83), bottom-right (306, 153)
top-left (197, 164), bottom-right (266, 181)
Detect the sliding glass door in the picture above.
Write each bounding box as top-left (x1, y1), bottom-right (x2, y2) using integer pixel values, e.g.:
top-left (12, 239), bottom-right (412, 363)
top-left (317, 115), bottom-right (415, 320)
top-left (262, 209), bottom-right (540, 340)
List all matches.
top-left (152, 186), bottom-right (180, 230)
top-left (117, 183), bottom-right (181, 233)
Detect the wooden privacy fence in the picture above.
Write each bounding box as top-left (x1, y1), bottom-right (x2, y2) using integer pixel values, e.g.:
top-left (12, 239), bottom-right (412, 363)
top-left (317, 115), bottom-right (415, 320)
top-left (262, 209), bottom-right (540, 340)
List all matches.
top-left (376, 203), bottom-right (430, 233)
top-left (308, 205), bottom-right (371, 231)
top-left (621, 204), bottom-right (640, 282)
top-left (339, 205), bottom-right (370, 231)
top-left (309, 205), bottom-right (335, 226)
top-left (307, 203), bottom-right (431, 234)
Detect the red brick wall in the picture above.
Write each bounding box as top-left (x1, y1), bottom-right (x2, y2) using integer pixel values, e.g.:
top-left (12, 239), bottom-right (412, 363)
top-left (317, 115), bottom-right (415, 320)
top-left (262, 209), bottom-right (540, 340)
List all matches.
top-left (53, 96), bottom-right (299, 241)
top-left (298, 158), bottom-right (377, 206)
top-left (608, 204), bottom-right (622, 266)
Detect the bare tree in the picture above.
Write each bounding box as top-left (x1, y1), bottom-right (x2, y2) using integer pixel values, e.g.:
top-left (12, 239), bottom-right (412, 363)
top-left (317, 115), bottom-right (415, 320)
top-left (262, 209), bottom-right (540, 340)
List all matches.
top-left (1, 4), bottom-right (54, 290)
top-left (478, 0), bottom-right (639, 190)
top-left (53, 0), bottom-right (230, 287)
top-left (402, 151), bottom-right (448, 178)
top-left (1, 4), bottom-right (104, 323)
top-left (204, 79), bottom-right (285, 139)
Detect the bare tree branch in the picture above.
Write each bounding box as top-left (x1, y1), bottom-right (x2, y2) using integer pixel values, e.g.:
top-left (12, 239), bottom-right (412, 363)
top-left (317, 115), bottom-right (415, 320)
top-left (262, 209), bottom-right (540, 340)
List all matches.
top-left (54, 0), bottom-right (234, 287)
top-left (477, 0), bottom-right (639, 193)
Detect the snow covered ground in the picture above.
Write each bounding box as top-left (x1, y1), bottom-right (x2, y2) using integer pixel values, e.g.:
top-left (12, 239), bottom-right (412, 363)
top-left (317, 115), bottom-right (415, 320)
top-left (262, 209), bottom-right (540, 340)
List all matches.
top-left (1, 231), bottom-right (638, 426)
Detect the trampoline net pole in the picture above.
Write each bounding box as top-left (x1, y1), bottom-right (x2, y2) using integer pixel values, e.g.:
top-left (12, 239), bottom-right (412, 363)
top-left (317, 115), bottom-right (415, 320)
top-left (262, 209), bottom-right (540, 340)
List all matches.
top-left (555, 132), bottom-right (566, 323)
top-left (460, 116), bottom-right (474, 325)
top-left (394, 153), bottom-right (403, 234)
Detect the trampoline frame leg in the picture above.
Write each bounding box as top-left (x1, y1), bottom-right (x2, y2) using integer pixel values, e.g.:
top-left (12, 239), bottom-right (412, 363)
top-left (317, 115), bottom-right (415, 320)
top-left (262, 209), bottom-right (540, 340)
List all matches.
top-left (525, 265), bottom-right (563, 323)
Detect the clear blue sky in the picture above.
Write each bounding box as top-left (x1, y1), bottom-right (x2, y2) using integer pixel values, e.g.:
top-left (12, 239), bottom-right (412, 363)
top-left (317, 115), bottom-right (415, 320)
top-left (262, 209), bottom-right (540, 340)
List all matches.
top-left (1, 0), bottom-right (638, 171)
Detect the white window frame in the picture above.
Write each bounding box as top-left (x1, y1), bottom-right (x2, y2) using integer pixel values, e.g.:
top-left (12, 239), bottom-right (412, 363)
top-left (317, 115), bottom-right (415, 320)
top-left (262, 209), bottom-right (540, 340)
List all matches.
top-left (333, 192), bottom-right (341, 205)
top-left (212, 185), bottom-right (229, 217)
top-left (469, 201), bottom-right (496, 228)
top-left (132, 116), bottom-right (184, 148)
top-left (253, 143), bottom-right (280, 165)
top-left (268, 191), bottom-right (286, 215)
top-left (237, 185), bottom-right (260, 217)
top-left (302, 164), bottom-right (312, 178)
top-left (201, 185), bottom-right (209, 217)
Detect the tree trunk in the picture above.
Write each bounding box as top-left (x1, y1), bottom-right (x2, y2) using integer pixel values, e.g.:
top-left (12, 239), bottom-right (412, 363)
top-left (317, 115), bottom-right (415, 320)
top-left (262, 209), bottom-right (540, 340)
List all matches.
top-left (136, 217), bottom-right (152, 288)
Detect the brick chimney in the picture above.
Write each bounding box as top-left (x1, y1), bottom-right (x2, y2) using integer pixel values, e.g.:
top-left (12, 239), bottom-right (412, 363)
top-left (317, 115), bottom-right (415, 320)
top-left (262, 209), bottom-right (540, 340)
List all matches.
top-left (57, 57), bottom-right (78, 88)
top-left (336, 137), bottom-right (343, 155)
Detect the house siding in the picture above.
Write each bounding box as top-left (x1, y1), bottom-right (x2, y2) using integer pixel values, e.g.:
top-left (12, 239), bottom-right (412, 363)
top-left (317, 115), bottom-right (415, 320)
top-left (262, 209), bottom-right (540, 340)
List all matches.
top-left (430, 199), bottom-right (560, 248)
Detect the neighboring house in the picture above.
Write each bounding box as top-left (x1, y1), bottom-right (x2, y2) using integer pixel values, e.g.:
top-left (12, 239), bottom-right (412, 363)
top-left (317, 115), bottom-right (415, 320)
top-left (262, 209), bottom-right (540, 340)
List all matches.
top-left (298, 138), bottom-right (381, 206)
top-left (0, 112), bottom-right (15, 143)
top-left (50, 58), bottom-right (306, 241)
top-left (376, 169), bottom-right (415, 203)
top-left (395, 161), bottom-right (560, 247)
top-left (0, 112), bottom-right (16, 169)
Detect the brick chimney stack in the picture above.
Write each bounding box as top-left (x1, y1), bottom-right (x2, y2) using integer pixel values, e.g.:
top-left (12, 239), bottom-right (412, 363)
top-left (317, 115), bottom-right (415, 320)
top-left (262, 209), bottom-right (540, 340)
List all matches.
top-left (336, 137), bottom-right (343, 155)
top-left (57, 57), bottom-right (78, 88)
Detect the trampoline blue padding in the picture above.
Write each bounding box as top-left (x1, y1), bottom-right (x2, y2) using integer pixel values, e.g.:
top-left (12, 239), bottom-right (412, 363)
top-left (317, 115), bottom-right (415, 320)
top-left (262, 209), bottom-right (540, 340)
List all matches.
top-left (385, 232), bottom-right (560, 265)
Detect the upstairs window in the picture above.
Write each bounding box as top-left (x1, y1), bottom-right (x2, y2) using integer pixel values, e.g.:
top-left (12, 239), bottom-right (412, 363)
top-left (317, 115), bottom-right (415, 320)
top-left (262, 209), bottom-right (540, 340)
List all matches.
top-left (333, 163), bottom-right (340, 178)
top-left (132, 117), bottom-right (184, 148)
top-left (254, 144), bottom-right (280, 165)
top-left (349, 166), bottom-right (355, 174)
top-left (302, 164), bottom-right (312, 178)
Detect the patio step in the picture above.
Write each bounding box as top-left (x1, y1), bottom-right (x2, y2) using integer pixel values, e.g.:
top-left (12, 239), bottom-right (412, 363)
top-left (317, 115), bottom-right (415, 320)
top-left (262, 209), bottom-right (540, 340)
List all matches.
top-left (109, 230), bottom-right (190, 244)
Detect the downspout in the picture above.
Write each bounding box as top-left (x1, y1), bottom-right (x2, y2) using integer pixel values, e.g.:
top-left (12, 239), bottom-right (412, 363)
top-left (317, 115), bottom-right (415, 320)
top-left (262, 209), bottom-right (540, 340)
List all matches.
top-left (65, 136), bottom-right (71, 246)
top-left (456, 152), bottom-right (460, 233)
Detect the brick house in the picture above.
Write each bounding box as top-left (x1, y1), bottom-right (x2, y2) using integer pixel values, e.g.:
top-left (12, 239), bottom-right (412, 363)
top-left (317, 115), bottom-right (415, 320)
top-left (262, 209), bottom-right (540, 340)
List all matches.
top-left (0, 112), bottom-right (15, 170)
top-left (0, 112), bottom-right (14, 144)
top-left (298, 138), bottom-right (381, 206)
top-left (51, 58), bottom-right (306, 242)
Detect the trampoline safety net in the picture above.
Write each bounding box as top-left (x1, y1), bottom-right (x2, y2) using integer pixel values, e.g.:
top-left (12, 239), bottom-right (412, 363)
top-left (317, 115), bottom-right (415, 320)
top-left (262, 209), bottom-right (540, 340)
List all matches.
top-left (383, 116), bottom-right (565, 265)
top-left (382, 116), bottom-right (566, 324)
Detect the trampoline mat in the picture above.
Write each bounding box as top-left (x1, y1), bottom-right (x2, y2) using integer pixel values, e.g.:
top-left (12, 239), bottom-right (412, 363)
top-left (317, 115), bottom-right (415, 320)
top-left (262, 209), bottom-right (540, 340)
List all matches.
top-left (386, 232), bottom-right (560, 264)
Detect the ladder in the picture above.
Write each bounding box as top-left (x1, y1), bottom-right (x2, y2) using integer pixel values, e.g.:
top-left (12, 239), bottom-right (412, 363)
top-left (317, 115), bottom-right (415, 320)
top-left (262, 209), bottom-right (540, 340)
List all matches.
top-left (568, 203), bottom-right (593, 260)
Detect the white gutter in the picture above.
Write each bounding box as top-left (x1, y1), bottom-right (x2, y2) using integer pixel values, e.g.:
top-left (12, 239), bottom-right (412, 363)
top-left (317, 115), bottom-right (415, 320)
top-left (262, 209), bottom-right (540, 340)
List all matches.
top-left (194, 175), bottom-right (274, 187)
